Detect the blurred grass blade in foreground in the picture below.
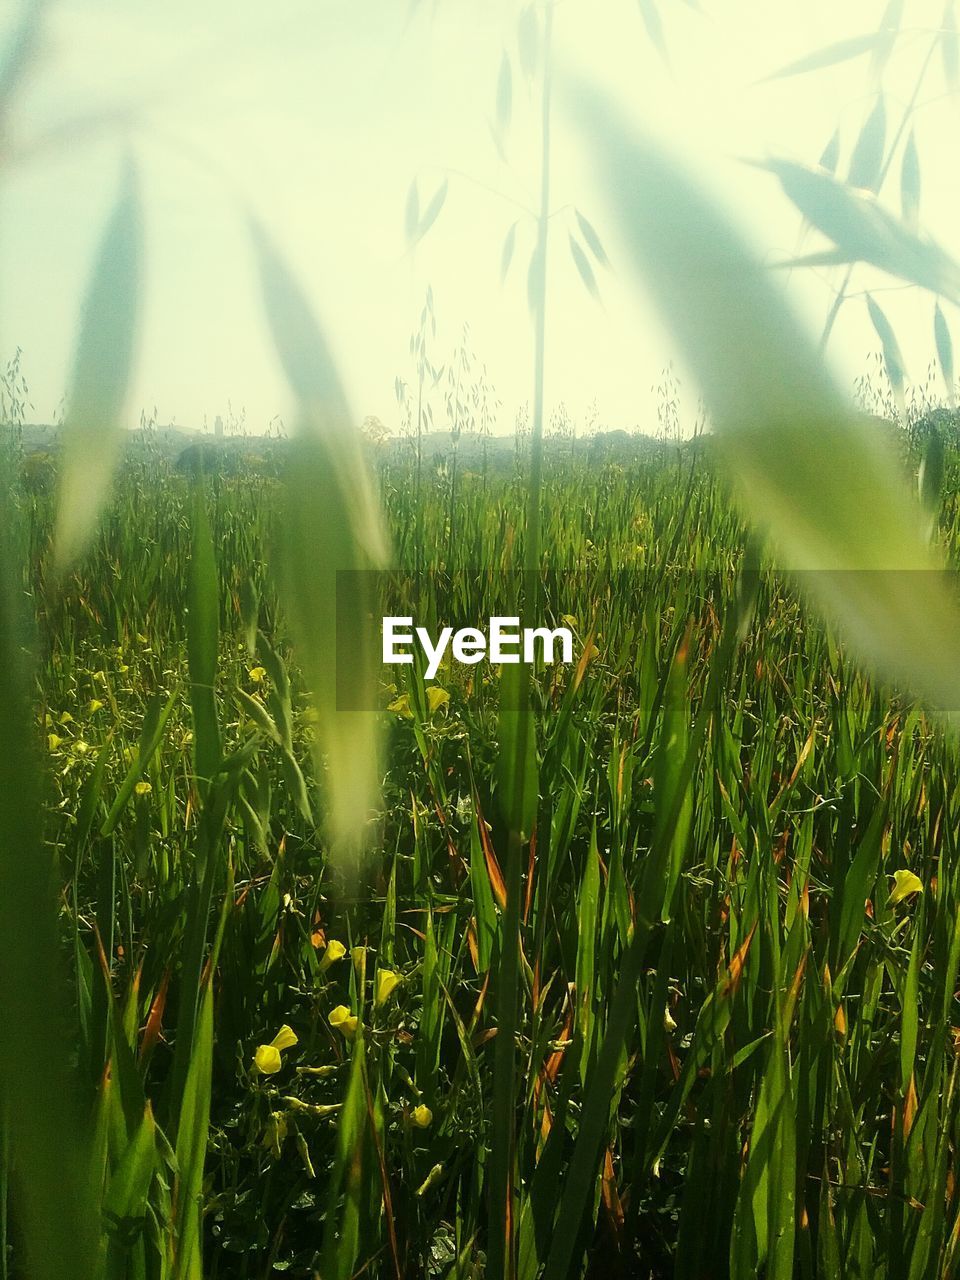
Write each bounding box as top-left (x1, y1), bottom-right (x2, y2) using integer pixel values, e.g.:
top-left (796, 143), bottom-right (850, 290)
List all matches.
top-left (565, 77), bottom-right (960, 712)
top-left (0, 488), bottom-right (99, 1280)
top-left (54, 162), bottom-right (141, 572)
top-left (249, 220), bottom-right (388, 861)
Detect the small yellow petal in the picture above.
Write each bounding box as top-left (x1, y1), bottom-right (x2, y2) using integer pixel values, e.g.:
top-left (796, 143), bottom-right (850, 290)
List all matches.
top-left (88, 699), bottom-right (104, 713)
top-left (889, 869), bottom-right (924, 906)
top-left (329, 1006), bottom-right (359, 1039)
top-left (411, 1104), bottom-right (433, 1128)
top-left (426, 686), bottom-right (450, 715)
top-left (134, 781), bottom-right (152, 796)
top-left (270, 1024), bottom-right (299, 1052)
top-left (254, 1044), bottom-right (282, 1075)
top-left (388, 693), bottom-right (413, 719)
top-left (375, 969), bottom-right (403, 1007)
top-left (249, 667), bottom-right (266, 683)
top-left (47, 733), bottom-right (63, 751)
top-left (318, 939), bottom-right (347, 973)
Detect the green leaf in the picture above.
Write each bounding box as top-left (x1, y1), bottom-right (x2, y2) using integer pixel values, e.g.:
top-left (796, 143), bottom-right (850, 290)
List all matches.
top-left (943, 2), bottom-right (959, 92)
top-left (517, 4), bottom-right (539, 79)
top-left (173, 979), bottom-right (214, 1280)
top-left (575, 209), bottom-right (610, 266)
top-left (759, 33), bottom-right (881, 83)
top-left (819, 128), bottom-right (841, 175)
top-left (496, 51), bottom-right (512, 133)
top-left (0, 490), bottom-right (99, 1280)
top-left (848, 96), bottom-right (885, 193)
top-left (101, 687), bottom-right (178, 836)
top-left (935, 301), bottom-right (955, 401)
top-left (636, 0), bottom-right (668, 61)
top-left (496, 664), bottom-right (538, 840)
top-left (866, 293), bottom-right (906, 400)
top-left (186, 484), bottom-right (221, 789)
top-left (565, 78), bottom-right (960, 712)
top-left (901, 128), bottom-right (921, 228)
top-left (54, 163), bottom-right (141, 571)
top-left (249, 219), bottom-right (387, 857)
top-left (417, 178), bottom-right (448, 244)
top-left (102, 1104), bottom-right (158, 1229)
top-left (761, 157), bottom-right (960, 301)
top-left (919, 426), bottom-right (945, 519)
top-left (568, 234), bottom-right (600, 300)
top-left (501, 219), bottom-right (518, 282)
top-left (870, 0), bottom-right (905, 79)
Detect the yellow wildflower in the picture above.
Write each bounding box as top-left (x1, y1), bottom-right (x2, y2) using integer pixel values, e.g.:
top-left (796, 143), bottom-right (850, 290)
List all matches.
top-left (318, 939), bottom-right (347, 973)
top-left (411, 1104), bottom-right (433, 1129)
top-left (889, 869), bottom-right (924, 906)
top-left (135, 781), bottom-right (152, 797)
top-left (375, 968), bottom-right (403, 1006)
top-left (88, 699), bottom-right (104, 713)
top-left (426, 686), bottom-right (450, 715)
top-left (47, 733), bottom-right (63, 751)
top-left (249, 666), bottom-right (266, 683)
top-left (329, 1006), bottom-right (359, 1040)
top-left (253, 1024), bottom-right (299, 1075)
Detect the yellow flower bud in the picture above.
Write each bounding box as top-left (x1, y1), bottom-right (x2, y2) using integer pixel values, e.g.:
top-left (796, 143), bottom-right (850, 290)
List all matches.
top-left (318, 939), bottom-right (347, 973)
top-left (271, 1025), bottom-right (298, 1052)
top-left (329, 1005), bottom-right (359, 1039)
top-left (411, 1104), bottom-right (433, 1129)
top-left (889, 868), bottom-right (924, 905)
top-left (254, 1044), bottom-right (282, 1075)
top-left (375, 968), bottom-right (403, 1007)
top-left (426, 686), bottom-right (449, 715)
top-left (253, 1024), bottom-right (298, 1074)
top-left (135, 781), bottom-right (152, 796)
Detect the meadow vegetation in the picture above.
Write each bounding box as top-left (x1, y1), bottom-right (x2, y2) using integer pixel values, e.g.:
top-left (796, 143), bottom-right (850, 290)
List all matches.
top-left (3, 415), bottom-right (960, 1278)
top-left (6, 4), bottom-right (960, 1277)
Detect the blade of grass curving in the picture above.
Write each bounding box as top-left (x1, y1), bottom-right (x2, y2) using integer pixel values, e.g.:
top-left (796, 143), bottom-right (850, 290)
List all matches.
top-left (54, 162), bottom-right (141, 571)
top-left (935, 301), bottom-right (955, 403)
top-left (186, 481), bottom-right (221, 792)
top-left (489, 12), bottom-right (554, 1277)
top-left (0, 488), bottom-right (98, 1280)
top-left (758, 33), bottom-right (883, 83)
top-left (564, 78), bottom-right (960, 713)
top-left (248, 219), bottom-right (387, 863)
top-left (172, 977), bottom-right (213, 1280)
top-left (848, 96), bottom-right (886, 194)
top-left (758, 157), bottom-right (960, 302)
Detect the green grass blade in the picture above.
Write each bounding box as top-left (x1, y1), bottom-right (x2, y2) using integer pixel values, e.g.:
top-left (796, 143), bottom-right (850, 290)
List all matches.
top-left (54, 163), bottom-right (141, 572)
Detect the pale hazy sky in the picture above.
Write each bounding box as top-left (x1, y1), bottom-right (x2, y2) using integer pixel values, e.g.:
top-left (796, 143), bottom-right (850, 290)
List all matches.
top-left (2, 0), bottom-right (960, 435)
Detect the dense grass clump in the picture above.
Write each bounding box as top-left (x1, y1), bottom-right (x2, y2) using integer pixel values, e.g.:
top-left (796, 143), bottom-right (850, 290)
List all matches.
top-left (4, 438), bottom-right (960, 1278)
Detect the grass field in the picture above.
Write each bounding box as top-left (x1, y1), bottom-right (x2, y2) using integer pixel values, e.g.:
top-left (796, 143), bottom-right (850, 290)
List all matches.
top-left (3, 424), bottom-right (960, 1279)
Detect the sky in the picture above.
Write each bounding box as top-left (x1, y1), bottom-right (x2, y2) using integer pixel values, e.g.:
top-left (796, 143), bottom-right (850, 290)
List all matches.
top-left (2, 0), bottom-right (960, 437)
